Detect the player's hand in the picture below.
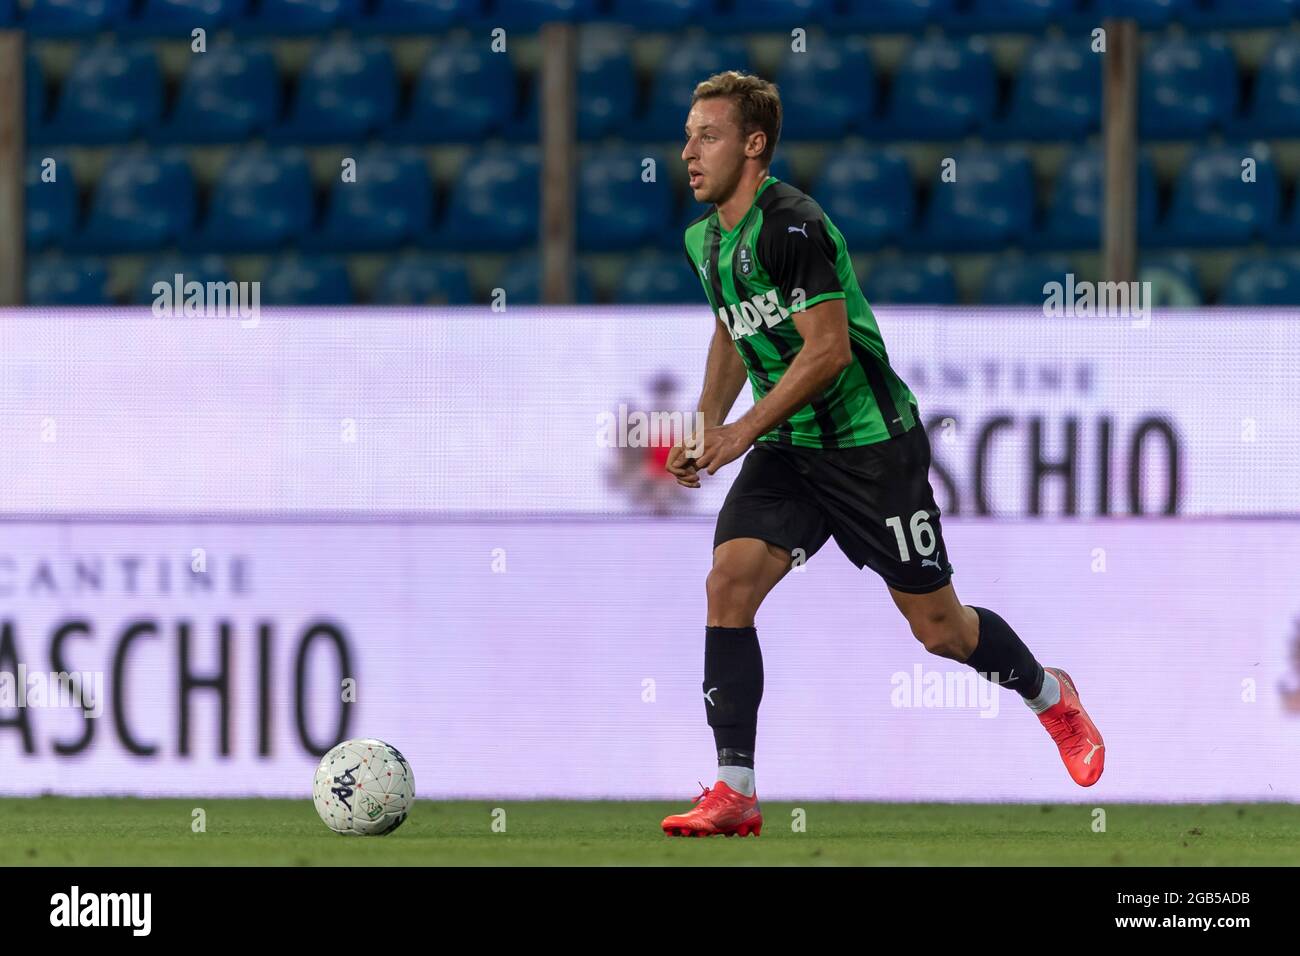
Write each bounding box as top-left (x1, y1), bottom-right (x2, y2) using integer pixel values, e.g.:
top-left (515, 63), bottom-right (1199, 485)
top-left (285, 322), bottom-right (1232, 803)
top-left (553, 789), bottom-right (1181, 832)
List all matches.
top-left (694, 422), bottom-right (755, 476)
top-left (665, 441), bottom-right (702, 488)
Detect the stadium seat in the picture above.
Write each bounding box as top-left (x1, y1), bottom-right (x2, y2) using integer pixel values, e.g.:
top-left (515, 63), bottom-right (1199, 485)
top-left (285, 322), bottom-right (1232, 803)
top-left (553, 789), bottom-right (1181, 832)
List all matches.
top-left (1095, 0), bottom-right (1193, 26)
top-left (0, 0), bottom-right (14, 25)
top-left (814, 148), bottom-right (914, 248)
top-left (261, 256), bottom-right (354, 305)
top-left (24, 0), bottom-right (129, 35)
top-left (158, 43), bottom-right (279, 143)
top-left (862, 256), bottom-right (957, 305)
top-left (1184, 0), bottom-right (1295, 28)
top-left (980, 256), bottom-right (1075, 306)
top-left (1219, 257), bottom-right (1300, 305)
top-left (608, 0), bottom-right (709, 28)
top-left (123, 0), bottom-right (249, 35)
top-left (702, 0), bottom-right (833, 30)
top-left (361, 0), bottom-right (462, 33)
top-left (640, 37), bottom-right (751, 140)
top-left (577, 29), bottom-right (637, 141)
top-left (189, 149), bottom-right (314, 252)
top-left (1038, 149), bottom-right (1157, 248)
top-left (307, 150), bottom-right (433, 251)
top-left (26, 153), bottom-right (79, 252)
top-left (27, 258), bottom-right (112, 306)
top-left (775, 37), bottom-right (875, 141)
top-left (838, 0), bottom-right (955, 30)
top-left (43, 43), bottom-right (163, 144)
top-left (1230, 35), bottom-right (1300, 137)
top-left (132, 255), bottom-right (232, 305)
top-left (914, 150), bottom-right (1034, 251)
top-left (616, 252), bottom-right (701, 304)
top-left (373, 255), bottom-right (474, 305)
top-left (494, 255), bottom-right (596, 305)
top-left (878, 36), bottom-right (995, 140)
top-left (956, 0), bottom-right (1074, 31)
top-left (236, 0), bottom-right (362, 34)
top-left (1156, 146), bottom-right (1279, 246)
top-left (429, 148), bottom-right (539, 251)
top-left (986, 36), bottom-right (1100, 141)
top-left (1141, 254), bottom-right (1203, 306)
top-left (489, 0), bottom-right (600, 29)
top-left (72, 150), bottom-right (197, 253)
top-left (391, 37), bottom-right (515, 141)
top-left (577, 148), bottom-right (675, 251)
top-left (1140, 35), bottom-right (1237, 139)
top-left (26, 55), bottom-right (46, 139)
top-left (272, 40), bottom-right (397, 143)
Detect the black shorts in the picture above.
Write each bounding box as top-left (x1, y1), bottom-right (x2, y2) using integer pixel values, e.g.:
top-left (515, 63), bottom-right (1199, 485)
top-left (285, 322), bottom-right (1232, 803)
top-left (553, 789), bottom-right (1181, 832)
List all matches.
top-left (713, 419), bottom-right (955, 594)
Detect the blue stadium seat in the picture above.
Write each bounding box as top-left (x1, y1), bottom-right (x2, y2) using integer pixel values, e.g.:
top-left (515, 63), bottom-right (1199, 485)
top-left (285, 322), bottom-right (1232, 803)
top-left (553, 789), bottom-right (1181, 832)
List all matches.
top-left (1140, 35), bottom-right (1237, 139)
top-left (189, 149), bottom-right (314, 252)
top-left (578, 29), bottom-right (636, 141)
top-left (489, 0), bottom-right (600, 29)
top-left (640, 37), bottom-right (751, 140)
top-left (261, 256), bottom-right (353, 304)
top-left (838, 0), bottom-right (955, 30)
top-left (159, 43), bottom-right (278, 143)
top-left (307, 150), bottom-right (433, 251)
top-left (373, 255), bottom-right (474, 304)
top-left (703, 0), bottom-right (833, 30)
top-left (236, 0), bottom-right (362, 33)
top-left (272, 40), bottom-right (397, 142)
top-left (26, 55), bottom-right (46, 139)
top-left (44, 43), bottom-right (163, 144)
top-left (776, 37), bottom-right (875, 140)
top-left (26, 153), bottom-right (79, 252)
top-left (862, 256), bottom-right (957, 304)
top-left (616, 252), bottom-right (701, 304)
top-left (72, 150), bottom-right (196, 252)
top-left (1039, 149), bottom-right (1157, 248)
top-left (361, 0), bottom-right (462, 33)
top-left (577, 148), bottom-right (674, 251)
top-left (1141, 254), bottom-right (1203, 306)
top-left (430, 148), bottom-right (539, 251)
top-left (1184, 0), bottom-right (1295, 28)
top-left (494, 255), bottom-right (596, 305)
top-left (1266, 183), bottom-right (1300, 243)
top-left (609, 0), bottom-right (708, 27)
top-left (914, 150), bottom-right (1034, 251)
top-left (132, 255), bottom-right (232, 305)
top-left (25, 0), bottom-right (129, 35)
top-left (814, 149), bottom-right (914, 248)
top-left (981, 256), bottom-right (1075, 305)
top-left (27, 258), bottom-right (112, 306)
top-left (878, 36), bottom-right (995, 140)
top-left (1230, 36), bottom-right (1300, 137)
top-left (1219, 257), bottom-right (1300, 305)
top-left (0, 0), bottom-right (14, 25)
top-left (392, 37), bottom-right (515, 141)
top-left (123, 0), bottom-right (249, 35)
top-left (1095, 0), bottom-right (1193, 26)
top-left (956, 0), bottom-right (1074, 31)
top-left (987, 37), bottom-right (1100, 141)
top-left (1157, 146), bottom-right (1279, 246)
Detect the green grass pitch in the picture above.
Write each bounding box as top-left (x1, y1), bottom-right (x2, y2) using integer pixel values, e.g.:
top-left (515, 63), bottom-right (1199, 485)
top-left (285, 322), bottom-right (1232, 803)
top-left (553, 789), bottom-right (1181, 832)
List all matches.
top-left (1, 798), bottom-right (1297, 866)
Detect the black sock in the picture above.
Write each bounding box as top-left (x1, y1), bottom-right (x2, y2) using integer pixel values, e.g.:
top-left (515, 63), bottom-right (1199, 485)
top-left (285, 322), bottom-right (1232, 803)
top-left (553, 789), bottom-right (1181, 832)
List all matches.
top-left (962, 606), bottom-right (1045, 699)
top-left (704, 625), bottom-right (763, 768)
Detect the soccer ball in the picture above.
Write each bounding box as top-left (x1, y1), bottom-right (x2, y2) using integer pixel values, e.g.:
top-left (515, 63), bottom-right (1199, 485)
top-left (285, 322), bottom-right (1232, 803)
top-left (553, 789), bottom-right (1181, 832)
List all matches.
top-left (312, 738), bottom-right (415, 836)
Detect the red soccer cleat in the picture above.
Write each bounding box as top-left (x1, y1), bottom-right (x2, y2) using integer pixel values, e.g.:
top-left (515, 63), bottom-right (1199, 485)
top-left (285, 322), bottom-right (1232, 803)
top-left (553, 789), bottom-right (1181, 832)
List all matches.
top-left (661, 781), bottom-right (763, 837)
top-left (1038, 667), bottom-right (1105, 787)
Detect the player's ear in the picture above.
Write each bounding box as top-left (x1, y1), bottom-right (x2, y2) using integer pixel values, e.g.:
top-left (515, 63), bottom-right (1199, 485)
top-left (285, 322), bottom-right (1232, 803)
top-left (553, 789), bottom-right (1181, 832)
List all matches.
top-left (746, 130), bottom-right (766, 160)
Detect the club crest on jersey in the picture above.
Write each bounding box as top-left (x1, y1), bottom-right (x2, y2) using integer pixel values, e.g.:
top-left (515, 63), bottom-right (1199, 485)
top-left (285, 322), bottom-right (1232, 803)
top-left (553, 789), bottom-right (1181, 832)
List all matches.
top-left (719, 288), bottom-right (791, 340)
top-left (738, 246), bottom-right (753, 276)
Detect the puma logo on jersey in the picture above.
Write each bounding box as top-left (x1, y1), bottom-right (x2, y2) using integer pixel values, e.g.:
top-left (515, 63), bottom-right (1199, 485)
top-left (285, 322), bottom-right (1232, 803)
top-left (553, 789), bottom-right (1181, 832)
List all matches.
top-left (699, 260), bottom-right (710, 281)
top-left (788, 222), bottom-right (808, 237)
top-left (719, 288), bottom-right (791, 340)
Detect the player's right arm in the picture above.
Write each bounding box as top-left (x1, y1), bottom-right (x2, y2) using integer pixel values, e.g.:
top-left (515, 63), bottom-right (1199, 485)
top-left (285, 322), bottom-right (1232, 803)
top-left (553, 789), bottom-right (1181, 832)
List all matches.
top-left (666, 315), bottom-right (746, 488)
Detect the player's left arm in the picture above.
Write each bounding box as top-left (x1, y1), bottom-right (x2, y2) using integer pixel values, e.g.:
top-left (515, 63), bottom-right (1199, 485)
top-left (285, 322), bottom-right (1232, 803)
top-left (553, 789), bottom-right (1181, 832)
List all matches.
top-left (694, 209), bottom-right (852, 475)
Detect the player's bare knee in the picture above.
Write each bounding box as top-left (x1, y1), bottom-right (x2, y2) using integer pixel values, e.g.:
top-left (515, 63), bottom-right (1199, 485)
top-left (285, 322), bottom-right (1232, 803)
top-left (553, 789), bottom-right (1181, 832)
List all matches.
top-left (910, 610), bottom-right (967, 660)
top-left (706, 566), bottom-right (760, 621)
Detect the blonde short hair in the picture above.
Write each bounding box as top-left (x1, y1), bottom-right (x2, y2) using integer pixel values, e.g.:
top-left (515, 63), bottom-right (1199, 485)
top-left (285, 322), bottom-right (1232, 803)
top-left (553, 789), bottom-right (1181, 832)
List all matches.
top-left (690, 71), bottom-right (782, 165)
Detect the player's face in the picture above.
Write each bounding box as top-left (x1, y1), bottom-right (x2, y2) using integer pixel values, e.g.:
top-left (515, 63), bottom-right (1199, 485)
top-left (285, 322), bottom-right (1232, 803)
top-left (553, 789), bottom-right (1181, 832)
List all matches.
top-left (682, 97), bottom-right (751, 205)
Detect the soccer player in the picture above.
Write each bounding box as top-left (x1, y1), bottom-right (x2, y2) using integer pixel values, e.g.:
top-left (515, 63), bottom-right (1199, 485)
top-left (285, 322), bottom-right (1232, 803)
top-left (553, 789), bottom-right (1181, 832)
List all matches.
top-left (660, 72), bottom-right (1105, 838)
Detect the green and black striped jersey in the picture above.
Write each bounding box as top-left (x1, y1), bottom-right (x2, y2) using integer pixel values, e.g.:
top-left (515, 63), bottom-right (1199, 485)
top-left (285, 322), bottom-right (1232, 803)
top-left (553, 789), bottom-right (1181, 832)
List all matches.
top-left (685, 175), bottom-right (919, 448)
